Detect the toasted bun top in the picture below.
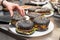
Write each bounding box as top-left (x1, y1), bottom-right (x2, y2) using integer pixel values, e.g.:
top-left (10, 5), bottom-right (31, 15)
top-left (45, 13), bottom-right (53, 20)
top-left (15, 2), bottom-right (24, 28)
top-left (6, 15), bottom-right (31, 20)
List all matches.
top-left (33, 17), bottom-right (50, 24)
top-left (26, 12), bottom-right (41, 18)
top-left (16, 20), bottom-right (34, 30)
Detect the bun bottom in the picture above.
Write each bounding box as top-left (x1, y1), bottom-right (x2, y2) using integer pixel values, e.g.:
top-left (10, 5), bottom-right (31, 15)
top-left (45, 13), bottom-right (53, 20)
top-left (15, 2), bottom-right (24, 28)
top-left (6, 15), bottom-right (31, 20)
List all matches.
top-left (16, 27), bottom-right (35, 35)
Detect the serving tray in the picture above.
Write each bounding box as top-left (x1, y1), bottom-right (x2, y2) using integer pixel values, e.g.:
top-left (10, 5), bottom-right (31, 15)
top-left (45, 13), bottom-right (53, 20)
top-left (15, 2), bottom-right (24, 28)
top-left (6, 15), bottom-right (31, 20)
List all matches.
top-left (9, 21), bottom-right (54, 37)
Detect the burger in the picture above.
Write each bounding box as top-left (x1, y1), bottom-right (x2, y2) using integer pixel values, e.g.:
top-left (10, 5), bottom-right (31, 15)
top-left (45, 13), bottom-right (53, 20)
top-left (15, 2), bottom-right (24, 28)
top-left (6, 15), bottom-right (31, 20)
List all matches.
top-left (10, 14), bottom-right (23, 26)
top-left (16, 20), bottom-right (35, 35)
top-left (26, 12), bottom-right (41, 21)
top-left (35, 8), bottom-right (50, 15)
top-left (33, 16), bottom-right (50, 31)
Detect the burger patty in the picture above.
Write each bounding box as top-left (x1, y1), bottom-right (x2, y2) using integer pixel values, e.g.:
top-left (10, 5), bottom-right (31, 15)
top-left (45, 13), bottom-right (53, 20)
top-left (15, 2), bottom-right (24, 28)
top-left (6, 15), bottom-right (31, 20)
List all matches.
top-left (16, 27), bottom-right (36, 35)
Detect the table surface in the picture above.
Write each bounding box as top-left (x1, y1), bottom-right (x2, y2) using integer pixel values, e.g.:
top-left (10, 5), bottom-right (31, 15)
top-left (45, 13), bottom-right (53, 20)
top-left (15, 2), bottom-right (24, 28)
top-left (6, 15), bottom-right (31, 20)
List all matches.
top-left (0, 1), bottom-right (60, 40)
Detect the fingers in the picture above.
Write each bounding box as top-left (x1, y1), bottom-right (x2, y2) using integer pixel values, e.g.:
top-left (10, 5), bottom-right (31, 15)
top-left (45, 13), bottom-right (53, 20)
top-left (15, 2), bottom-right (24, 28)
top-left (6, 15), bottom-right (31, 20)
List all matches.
top-left (15, 5), bottom-right (25, 16)
top-left (9, 9), bottom-right (13, 17)
top-left (7, 4), bottom-right (25, 17)
top-left (20, 8), bottom-right (25, 16)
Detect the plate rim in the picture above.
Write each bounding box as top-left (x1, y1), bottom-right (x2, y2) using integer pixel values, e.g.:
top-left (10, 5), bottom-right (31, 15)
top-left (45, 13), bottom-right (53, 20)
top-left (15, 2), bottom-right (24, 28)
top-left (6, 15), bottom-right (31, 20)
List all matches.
top-left (9, 21), bottom-right (54, 37)
top-left (30, 0), bottom-right (50, 5)
top-left (44, 11), bottom-right (54, 17)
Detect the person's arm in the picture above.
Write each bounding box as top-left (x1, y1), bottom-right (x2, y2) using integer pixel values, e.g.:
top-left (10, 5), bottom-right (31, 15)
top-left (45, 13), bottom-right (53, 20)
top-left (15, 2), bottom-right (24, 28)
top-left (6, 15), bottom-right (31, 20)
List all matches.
top-left (0, 0), bottom-right (25, 17)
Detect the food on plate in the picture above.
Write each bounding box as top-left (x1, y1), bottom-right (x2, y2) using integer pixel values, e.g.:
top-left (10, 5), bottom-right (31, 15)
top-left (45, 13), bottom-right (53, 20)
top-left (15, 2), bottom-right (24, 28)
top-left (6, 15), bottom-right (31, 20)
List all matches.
top-left (50, 0), bottom-right (56, 2)
top-left (33, 16), bottom-right (50, 31)
top-left (28, 8), bottom-right (37, 12)
top-left (21, 5), bottom-right (32, 9)
top-left (16, 20), bottom-right (35, 35)
top-left (35, 8), bottom-right (50, 15)
top-left (26, 12), bottom-right (41, 21)
top-left (11, 13), bottom-right (23, 25)
top-left (28, 7), bottom-right (41, 12)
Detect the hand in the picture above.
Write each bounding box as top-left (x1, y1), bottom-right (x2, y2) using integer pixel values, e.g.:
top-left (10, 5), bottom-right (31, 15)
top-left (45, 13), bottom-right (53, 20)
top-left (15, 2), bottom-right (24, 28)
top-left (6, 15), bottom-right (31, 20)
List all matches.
top-left (3, 1), bottom-right (25, 17)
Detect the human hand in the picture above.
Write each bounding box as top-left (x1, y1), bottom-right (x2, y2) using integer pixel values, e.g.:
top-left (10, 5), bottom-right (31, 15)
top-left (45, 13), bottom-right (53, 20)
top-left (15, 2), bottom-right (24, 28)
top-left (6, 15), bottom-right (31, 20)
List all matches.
top-left (3, 1), bottom-right (25, 17)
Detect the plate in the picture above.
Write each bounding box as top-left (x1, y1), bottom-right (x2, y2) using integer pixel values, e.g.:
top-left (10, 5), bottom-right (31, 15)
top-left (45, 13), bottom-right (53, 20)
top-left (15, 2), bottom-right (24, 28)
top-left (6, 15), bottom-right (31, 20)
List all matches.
top-left (35, 9), bottom-right (54, 17)
top-left (30, 0), bottom-right (49, 5)
top-left (9, 21), bottom-right (54, 37)
top-left (44, 11), bottom-right (54, 17)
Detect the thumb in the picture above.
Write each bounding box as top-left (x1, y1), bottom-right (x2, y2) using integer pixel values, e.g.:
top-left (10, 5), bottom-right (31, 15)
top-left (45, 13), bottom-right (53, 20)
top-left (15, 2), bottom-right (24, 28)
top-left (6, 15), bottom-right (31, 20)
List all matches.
top-left (9, 10), bottom-right (14, 17)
